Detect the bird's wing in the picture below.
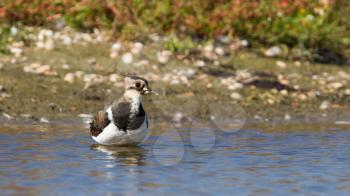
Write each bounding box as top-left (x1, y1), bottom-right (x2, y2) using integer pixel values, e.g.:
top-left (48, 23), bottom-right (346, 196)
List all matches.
top-left (111, 98), bottom-right (131, 131)
top-left (90, 111), bottom-right (110, 137)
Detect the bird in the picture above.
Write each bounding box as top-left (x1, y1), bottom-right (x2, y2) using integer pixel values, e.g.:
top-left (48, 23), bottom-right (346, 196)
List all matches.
top-left (90, 76), bottom-right (155, 146)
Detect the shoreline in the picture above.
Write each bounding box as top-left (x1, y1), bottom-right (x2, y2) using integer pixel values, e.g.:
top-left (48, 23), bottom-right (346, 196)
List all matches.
top-left (0, 27), bottom-right (349, 123)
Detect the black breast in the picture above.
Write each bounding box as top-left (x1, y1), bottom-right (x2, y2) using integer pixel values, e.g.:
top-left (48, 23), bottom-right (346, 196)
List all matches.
top-left (112, 101), bottom-right (146, 131)
top-left (127, 104), bottom-right (146, 130)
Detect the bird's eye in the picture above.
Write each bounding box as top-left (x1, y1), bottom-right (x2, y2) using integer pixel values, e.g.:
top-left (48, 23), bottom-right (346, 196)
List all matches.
top-left (135, 82), bottom-right (141, 88)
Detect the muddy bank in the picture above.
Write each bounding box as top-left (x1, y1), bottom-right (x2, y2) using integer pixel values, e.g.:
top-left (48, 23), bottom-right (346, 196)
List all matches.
top-left (0, 27), bottom-right (350, 123)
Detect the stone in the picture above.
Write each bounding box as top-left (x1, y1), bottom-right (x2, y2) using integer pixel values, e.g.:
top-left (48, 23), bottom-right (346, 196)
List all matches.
top-left (240, 40), bottom-right (249, 47)
top-left (267, 99), bottom-right (275, 105)
top-left (111, 42), bottom-right (121, 51)
top-left (195, 60), bottom-right (205, 67)
top-left (64, 73), bottom-right (75, 83)
top-left (44, 39), bottom-right (55, 50)
top-left (203, 44), bottom-right (214, 53)
top-left (294, 61), bottom-right (301, 67)
top-left (87, 58), bottom-right (96, 65)
top-left (329, 82), bottom-right (343, 89)
top-left (298, 94), bottom-right (307, 101)
top-left (215, 47), bottom-right (224, 56)
top-left (284, 114), bottom-right (291, 120)
top-left (110, 51), bottom-right (118, 58)
top-left (157, 50), bottom-right (171, 64)
top-left (320, 101), bottom-right (330, 110)
top-left (122, 53), bottom-right (133, 64)
top-left (131, 42), bottom-right (143, 54)
top-left (276, 60), bottom-right (287, 69)
top-left (230, 92), bottom-right (242, 100)
top-left (173, 112), bottom-right (183, 122)
top-left (109, 74), bottom-right (120, 82)
top-left (63, 36), bottom-right (72, 45)
top-left (40, 117), bottom-right (50, 123)
top-left (344, 89), bottom-right (350, 95)
top-left (62, 64), bottom-right (70, 69)
top-left (265, 46), bottom-right (281, 57)
top-left (280, 89), bottom-right (288, 96)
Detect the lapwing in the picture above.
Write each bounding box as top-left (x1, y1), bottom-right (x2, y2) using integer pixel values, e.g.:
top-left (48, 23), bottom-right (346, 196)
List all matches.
top-left (90, 76), bottom-right (155, 146)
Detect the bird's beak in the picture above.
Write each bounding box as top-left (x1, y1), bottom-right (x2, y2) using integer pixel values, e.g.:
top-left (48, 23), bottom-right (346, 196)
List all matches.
top-left (142, 87), bottom-right (158, 95)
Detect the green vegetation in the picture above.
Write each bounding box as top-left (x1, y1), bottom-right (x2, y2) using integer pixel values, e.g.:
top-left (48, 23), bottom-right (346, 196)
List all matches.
top-left (0, 0), bottom-right (349, 62)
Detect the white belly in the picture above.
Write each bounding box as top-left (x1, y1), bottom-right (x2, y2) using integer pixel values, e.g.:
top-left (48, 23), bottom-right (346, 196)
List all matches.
top-left (92, 119), bottom-right (148, 146)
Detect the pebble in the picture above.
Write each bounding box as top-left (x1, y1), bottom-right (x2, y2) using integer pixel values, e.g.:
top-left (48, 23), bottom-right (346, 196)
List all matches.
top-left (1, 92), bottom-right (11, 99)
top-left (20, 114), bottom-right (31, 118)
top-left (284, 114), bottom-right (291, 120)
top-left (228, 82), bottom-right (243, 91)
top-left (135, 60), bottom-right (149, 67)
top-left (111, 42), bottom-right (122, 51)
top-left (294, 61), bottom-right (301, 67)
top-left (10, 27), bottom-right (18, 35)
top-left (320, 101), bottom-right (330, 110)
top-left (267, 99), bottom-right (274, 105)
top-left (83, 74), bottom-right (106, 84)
top-left (329, 82), bottom-right (343, 89)
top-left (203, 45), bottom-right (214, 53)
top-left (170, 79), bottom-right (180, 85)
top-left (265, 46), bottom-right (281, 57)
top-left (148, 33), bottom-right (160, 42)
top-left (161, 69), bottom-right (193, 85)
top-left (9, 47), bottom-right (23, 57)
top-left (87, 58), bottom-right (96, 65)
top-left (44, 39), bottom-right (55, 50)
top-left (78, 113), bottom-right (93, 118)
top-left (344, 89), bottom-right (350, 95)
top-left (215, 47), bottom-right (224, 56)
top-left (298, 94), bottom-right (307, 101)
top-left (230, 92), bottom-right (242, 100)
top-left (39, 117), bottom-right (50, 123)
top-left (62, 64), bottom-right (70, 69)
top-left (217, 35), bottom-right (230, 44)
top-left (23, 63), bottom-right (57, 76)
top-left (131, 42), bottom-right (143, 54)
top-left (110, 51), bottom-right (118, 58)
top-left (276, 60), bottom-right (287, 69)
top-left (0, 63), bottom-right (3, 70)
top-left (109, 74), bottom-right (121, 82)
top-left (173, 112), bottom-right (183, 123)
top-left (240, 40), bottom-right (249, 47)
top-left (195, 60), bottom-right (206, 67)
top-left (280, 89), bottom-right (288, 96)
top-left (307, 91), bottom-right (316, 99)
top-left (74, 71), bottom-right (84, 78)
top-left (3, 112), bottom-right (13, 119)
top-left (157, 50), bottom-right (171, 64)
top-left (63, 36), bottom-right (72, 45)
top-left (337, 71), bottom-right (350, 79)
top-left (122, 53), bottom-right (133, 64)
top-left (64, 73), bottom-right (75, 83)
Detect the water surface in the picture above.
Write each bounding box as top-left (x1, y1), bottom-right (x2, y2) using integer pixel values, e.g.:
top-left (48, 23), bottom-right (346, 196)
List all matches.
top-left (1, 121), bottom-right (350, 195)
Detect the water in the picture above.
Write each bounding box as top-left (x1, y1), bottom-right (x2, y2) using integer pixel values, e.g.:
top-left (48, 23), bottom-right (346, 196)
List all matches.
top-left (1, 122), bottom-right (350, 195)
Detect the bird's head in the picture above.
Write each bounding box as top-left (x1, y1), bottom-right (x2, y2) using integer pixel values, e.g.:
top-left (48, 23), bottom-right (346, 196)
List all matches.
top-left (124, 76), bottom-right (156, 96)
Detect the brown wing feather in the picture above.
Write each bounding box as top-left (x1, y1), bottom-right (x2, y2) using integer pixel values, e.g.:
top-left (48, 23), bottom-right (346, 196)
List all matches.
top-left (90, 111), bottom-right (110, 137)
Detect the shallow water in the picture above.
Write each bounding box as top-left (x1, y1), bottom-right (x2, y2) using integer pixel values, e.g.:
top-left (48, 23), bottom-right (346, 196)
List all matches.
top-left (1, 121), bottom-right (350, 195)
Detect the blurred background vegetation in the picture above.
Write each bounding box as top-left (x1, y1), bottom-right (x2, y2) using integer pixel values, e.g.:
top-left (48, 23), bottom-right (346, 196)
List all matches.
top-left (0, 0), bottom-right (349, 63)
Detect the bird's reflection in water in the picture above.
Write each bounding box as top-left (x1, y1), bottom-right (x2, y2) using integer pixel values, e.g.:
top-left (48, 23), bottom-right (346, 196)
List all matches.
top-left (91, 144), bottom-right (147, 166)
